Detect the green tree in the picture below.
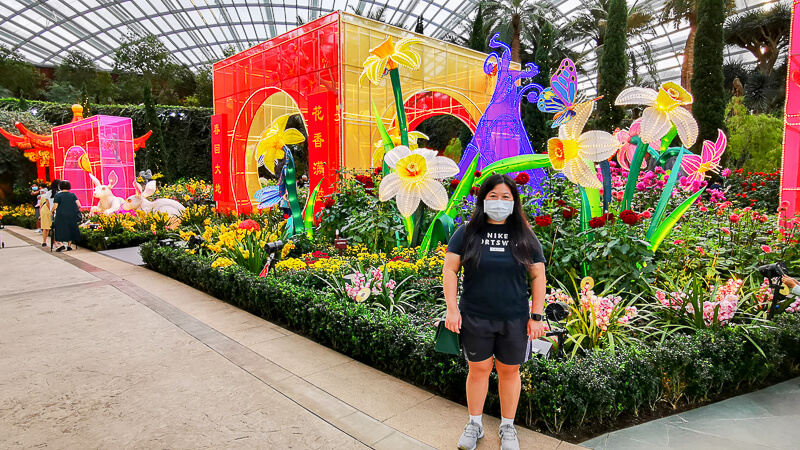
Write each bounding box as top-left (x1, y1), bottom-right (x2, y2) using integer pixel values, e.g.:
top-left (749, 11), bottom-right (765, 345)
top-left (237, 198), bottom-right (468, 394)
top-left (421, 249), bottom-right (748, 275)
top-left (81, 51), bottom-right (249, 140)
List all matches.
top-left (0, 45), bottom-right (44, 99)
top-left (482, 0), bottom-right (550, 63)
top-left (185, 65), bottom-right (213, 107)
top-left (661, 0), bottom-right (735, 92)
top-left (724, 96), bottom-right (783, 172)
top-left (54, 50), bottom-right (98, 94)
top-left (573, 0), bottom-right (654, 90)
top-left (95, 72), bottom-right (118, 104)
top-left (691, 0), bottom-right (727, 150)
top-left (142, 85), bottom-right (166, 174)
top-left (724, 2), bottom-right (791, 76)
top-left (114, 34), bottom-right (188, 104)
top-left (467, 4), bottom-right (487, 52)
top-left (44, 82), bottom-right (81, 104)
top-left (0, 110), bottom-right (50, 202)
top-left (596, 0), bottom-right (627, 131)
top-left (524, 20), bottom-right (555, 152)
top-left (80, 83), bottom-right (93, 118)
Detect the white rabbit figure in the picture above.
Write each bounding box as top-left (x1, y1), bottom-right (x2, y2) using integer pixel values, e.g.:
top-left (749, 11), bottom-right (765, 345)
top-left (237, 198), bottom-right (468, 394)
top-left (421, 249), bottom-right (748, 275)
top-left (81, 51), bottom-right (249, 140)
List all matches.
top-left (89, 172), bottom-right (126, 215)
top-left (123, 181), bottom-right (186, 219)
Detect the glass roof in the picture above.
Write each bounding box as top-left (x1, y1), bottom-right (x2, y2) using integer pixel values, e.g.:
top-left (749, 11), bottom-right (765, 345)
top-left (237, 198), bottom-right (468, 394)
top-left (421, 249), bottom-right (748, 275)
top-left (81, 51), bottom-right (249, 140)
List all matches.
top-left (0, 0), bottom-right (780, 94)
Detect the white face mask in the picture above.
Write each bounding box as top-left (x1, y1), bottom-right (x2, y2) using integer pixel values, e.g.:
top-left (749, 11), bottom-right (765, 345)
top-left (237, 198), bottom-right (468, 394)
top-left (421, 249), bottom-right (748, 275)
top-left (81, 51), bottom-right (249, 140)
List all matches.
top-left (484, 199), bottom-right (514, 222)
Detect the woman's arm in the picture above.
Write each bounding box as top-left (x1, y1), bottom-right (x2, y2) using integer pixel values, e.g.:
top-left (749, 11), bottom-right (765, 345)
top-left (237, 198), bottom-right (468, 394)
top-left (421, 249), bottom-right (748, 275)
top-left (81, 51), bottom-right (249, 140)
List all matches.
top-left (527, 262), bottom-right (547, 340)
top-left (443, 252), bottom-right (462, 333)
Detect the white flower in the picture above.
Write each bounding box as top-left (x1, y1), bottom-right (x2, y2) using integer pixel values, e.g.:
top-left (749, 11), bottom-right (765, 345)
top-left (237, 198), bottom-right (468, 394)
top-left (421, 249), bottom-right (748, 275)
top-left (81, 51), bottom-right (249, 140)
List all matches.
top-left (615, 82), bottom-right (698, 148)
top-left (379, 146), bottom-right (459, 217)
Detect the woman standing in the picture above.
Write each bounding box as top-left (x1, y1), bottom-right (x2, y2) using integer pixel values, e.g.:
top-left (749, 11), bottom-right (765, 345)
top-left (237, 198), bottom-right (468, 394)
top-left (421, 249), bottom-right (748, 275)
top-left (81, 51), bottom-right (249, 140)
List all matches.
top-left (38, 189), bottom-right (52, 247)
top-left (443, 174), bottom-right (547, 450)
top-left (52, 180), bottom-right (82, 252)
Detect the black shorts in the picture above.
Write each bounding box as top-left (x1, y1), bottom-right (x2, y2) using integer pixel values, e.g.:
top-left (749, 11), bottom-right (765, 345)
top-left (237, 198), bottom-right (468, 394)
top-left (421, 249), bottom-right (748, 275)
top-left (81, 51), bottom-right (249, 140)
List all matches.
top-left (460, 313), bottom-right (532, 365)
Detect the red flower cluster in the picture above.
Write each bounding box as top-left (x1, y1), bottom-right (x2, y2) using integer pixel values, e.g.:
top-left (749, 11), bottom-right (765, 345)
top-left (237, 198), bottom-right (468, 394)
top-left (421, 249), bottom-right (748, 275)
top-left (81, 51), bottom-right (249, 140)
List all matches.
top-left (312, 251), bottom-right (330, 259)
top-left (556, 199), bottom-right (567, 207)
top-left (534, 215), bottom-right (552, 227)
top-left (474, 170), bottom-right (482, 178)
top-left (450, 179), bottom-right (460, 190)
top-left (354, 174), bottom-right (375, 190)
top-left (323, 197), bottom-right (335, 209)
top-left (470, 186), bottom-right (480, 196)
top-left (283, 213), bottom-right (290, 220)
top-left (374, 167), bottom-right (382, 176)
top-left (620, 209), bottom-right (638, 226)
top-left (602, 212), bottom-right (615, 225)
top-left (514, 173), bottom-right (530, 185)
top-left (588, 216), bottom-right (606, 229)
top-left (238, 219), bottom-right (261, 231)
top-left (562, 207), bottom-right (578, 219)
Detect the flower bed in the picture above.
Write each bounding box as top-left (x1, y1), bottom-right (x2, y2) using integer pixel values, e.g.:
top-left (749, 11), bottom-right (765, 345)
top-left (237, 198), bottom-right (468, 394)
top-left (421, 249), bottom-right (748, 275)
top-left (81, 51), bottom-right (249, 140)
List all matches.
top-left (0, 205), bottom-right (36, 229)
top-left (141, 242), bottom-right (800, 439)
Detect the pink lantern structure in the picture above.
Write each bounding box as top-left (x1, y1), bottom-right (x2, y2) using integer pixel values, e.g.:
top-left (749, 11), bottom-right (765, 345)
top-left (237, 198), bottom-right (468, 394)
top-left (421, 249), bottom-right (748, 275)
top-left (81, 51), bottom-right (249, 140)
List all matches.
top-left (781, 0), bottom-right (800, 224)
top-left (52, 115), bottom-right (139, 210)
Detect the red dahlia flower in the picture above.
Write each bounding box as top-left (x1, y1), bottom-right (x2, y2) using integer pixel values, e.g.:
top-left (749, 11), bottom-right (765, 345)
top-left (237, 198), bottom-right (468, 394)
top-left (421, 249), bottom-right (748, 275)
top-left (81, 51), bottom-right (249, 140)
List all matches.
top-left (589, 216), bottom-right (606, 229)
top-left (470, 186), bottom-right (480, 196)
top-left (534, 215), bottom-right (552, 227)
top-left (562, 207), bottom-right (577, 219)
top-left (514, 173), bottom-right (530, 185)
top-left (450, 179), bottom-right (460, 190)
top-left (620, 209), bottom-right (638, 225)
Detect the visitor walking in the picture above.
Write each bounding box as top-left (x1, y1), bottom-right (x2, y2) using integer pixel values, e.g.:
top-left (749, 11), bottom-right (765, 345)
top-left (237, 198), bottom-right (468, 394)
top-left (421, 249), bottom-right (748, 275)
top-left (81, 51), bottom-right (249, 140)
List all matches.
top-left (47, 179), bottom-right (62, 249)
top-left (52, 180), bottom-right (82, 252)
top-left (31, 184), bottom-right (41, 233)
top-left (443, 174), bottom-right (547, 450)
top-left (38, 188), bottom-right (52, 247)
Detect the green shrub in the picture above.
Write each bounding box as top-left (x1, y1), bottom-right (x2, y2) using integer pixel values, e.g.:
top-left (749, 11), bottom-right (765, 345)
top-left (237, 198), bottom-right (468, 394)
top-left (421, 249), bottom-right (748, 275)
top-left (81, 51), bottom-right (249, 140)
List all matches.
top-left (141, 243), bottom-right (800, 436)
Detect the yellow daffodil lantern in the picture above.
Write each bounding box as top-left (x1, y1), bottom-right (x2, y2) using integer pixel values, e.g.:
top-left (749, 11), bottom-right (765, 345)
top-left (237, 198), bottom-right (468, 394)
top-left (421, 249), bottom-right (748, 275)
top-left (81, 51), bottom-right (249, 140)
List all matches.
top-left (614, 82), bottom-right (698, 148)
top-left (547, 102), bottom-right (622, 189)
top-left (372, 128), bottom-right (428, 166)
top-left (379, 146), bottom-right (459, 218)
top-left (254, 113), bottom-right (306, 174)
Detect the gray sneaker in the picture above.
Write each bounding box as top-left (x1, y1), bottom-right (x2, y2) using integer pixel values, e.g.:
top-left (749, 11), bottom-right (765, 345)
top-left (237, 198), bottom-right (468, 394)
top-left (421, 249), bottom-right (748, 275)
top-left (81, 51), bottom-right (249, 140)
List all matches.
top-left (457, 420), bottom-right (484, 450)
top-left (499, 424), bottom-right (520, 450)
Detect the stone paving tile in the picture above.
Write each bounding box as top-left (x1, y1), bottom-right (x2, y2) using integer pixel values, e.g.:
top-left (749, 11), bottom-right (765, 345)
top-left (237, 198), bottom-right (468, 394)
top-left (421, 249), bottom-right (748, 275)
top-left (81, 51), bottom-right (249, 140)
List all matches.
top-left (248, 334), bottom-right (353, 377)
top-left (305, 360), bottom-right (434, 422)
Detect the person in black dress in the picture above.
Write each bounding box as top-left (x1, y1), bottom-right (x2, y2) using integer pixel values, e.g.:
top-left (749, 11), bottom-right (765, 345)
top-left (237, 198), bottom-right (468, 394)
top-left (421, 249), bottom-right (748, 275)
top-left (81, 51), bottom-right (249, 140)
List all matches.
top-left (52, 180), bottom-right (82, 252)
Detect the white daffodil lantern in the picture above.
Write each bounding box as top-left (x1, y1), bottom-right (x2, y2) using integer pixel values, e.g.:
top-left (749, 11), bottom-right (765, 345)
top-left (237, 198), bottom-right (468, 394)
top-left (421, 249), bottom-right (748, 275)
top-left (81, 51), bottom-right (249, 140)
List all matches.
top-left (614, 82), bottom-right (699, 148)
top-left (379, 146), bottom-right (459, 218)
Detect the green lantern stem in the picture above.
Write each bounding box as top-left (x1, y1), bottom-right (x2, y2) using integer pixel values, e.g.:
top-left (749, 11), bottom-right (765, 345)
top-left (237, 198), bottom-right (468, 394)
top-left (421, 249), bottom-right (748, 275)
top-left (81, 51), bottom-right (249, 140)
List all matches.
top-left (388, 68), bottom-right (409, 147)
top-left (283, 147), bottom-right (304, 236)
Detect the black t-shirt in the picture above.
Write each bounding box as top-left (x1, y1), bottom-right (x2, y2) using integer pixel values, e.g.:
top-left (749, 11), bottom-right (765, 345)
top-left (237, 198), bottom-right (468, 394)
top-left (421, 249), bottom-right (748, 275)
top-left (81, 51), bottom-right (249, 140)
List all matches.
top-left (447, 223), bottom-right (546, 321)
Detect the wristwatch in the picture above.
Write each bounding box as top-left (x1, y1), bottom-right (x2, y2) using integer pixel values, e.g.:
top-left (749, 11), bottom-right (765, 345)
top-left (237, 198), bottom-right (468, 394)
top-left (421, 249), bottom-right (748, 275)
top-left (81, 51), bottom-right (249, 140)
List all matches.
top-left (530, 313), bottom-right (544, 321)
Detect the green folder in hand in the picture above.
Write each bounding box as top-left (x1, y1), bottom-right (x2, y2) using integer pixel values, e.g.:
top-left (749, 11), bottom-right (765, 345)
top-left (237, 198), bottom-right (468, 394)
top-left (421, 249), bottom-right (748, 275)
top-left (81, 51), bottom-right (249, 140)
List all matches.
top-left (434, 320), bottom-right (461, 355)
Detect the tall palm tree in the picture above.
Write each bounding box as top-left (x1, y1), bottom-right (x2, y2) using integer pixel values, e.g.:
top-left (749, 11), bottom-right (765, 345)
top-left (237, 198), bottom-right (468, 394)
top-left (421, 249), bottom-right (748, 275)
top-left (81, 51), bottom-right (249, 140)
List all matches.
top-left (482, 0), bottom-right (552, 63)
top-left (661, 0), bottom-right (735, 92)
top-left (724, 1), bottom-right (791, 76)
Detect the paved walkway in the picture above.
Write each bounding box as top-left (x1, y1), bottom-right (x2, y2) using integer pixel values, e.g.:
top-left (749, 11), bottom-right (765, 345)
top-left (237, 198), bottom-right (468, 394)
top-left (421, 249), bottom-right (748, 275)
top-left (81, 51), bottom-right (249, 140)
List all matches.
top-left (0, 226), bottom-right (576, 450)
top-left (580, 375), bottom-right (800, 449)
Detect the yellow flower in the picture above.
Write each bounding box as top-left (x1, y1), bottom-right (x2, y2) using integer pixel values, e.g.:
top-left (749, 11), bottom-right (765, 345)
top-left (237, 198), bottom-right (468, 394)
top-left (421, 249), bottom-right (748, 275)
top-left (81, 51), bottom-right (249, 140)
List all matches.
top-left (547, 102), bottom-right (622, 189)
top-left (372, 129), bottom-right (428, 166)
top-left (359, 36), bottom-right (423, 86)
top-left (211, 257), bottom-right (235, 269)
top-left (255, 113), bottom-right (306, 174)
top-left (379, 146), bottom-right (459, 217)
top-left (615, 82), bottom-right (698, 147)
top-left (275, 258), bottom-right (307, 271)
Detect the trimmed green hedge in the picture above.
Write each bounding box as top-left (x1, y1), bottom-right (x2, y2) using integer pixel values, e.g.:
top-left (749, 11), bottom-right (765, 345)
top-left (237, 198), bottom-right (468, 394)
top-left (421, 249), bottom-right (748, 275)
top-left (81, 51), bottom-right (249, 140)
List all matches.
top-left (0, 214), bottom-right (35, 229)
top-left (78, 229), bottom-right (159, 251)
top-left (141, 242), bottom-right (800, 436)
top-left (0, 98), bottom-right (212, 181)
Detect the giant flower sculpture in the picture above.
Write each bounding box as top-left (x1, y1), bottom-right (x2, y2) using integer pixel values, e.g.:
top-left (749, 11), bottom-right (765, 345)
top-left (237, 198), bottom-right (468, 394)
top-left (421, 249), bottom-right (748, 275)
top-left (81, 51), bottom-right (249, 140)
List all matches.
top-left (255, 113), bottom-right (306, 174)
top-left (379, 146), bottom-right (459, 217)
top-left (615, 82), bottom-right (698, 147)
top-left (547, 102), bottom-right (622, 189)
top-left (613, 119), bottom-right (658, 171)
top-left (372, 128), bottom-right (428, 166)
top-left (359, 37), bottom-right (424, 86)
top-left (682, 129), bottom-right (727, 182)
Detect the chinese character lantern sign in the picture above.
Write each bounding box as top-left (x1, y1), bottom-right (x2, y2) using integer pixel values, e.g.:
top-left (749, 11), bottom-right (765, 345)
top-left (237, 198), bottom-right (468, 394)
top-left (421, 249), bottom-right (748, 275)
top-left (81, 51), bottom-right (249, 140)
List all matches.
top-left (456, 34), bottom-right (547, 191)
top-left (211, 115), bottom-right (229, 203)
top-left (780, 1), bottom-right (800, 224)
top-left (52, 115), bottom-right (137, 209)
top-left (307, 91), bottom-right (339, 207)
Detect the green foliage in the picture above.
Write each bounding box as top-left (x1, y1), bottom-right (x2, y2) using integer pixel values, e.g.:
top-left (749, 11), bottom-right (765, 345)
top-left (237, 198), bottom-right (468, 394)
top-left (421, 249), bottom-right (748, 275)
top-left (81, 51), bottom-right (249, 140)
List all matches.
top-left (44, 82), bottom-right (81, 104)
top-left (691, 0), bottom-right (727, 149)
top-left (467, 4), bottom-right (487, 52)
top-left (0, 98), bottom-right (213, 182)
top-left (596, 0), bottom-right (628, 131)
top-left (184, 65), bottom-right (213, 107)
top-left (724, 1), bottom-right (791, 76)
top-left (142, 85), bottom-right (166, 174)
top-left (724, 97), bottom-right (783, 172)
top-left (78, 229), bottom-right (157, 251)
top-left (317, 172), bottom-right (404, 252)
top-left (524, 21), bottom-right (555, 153)
top-left (442, 137), bottom-right (463, 162)
top-left (0, 45), bottom-right (45, 99)
top-left (0, 110), bottom-right (48, 199)
top-left (140, 242), bottom-right (800, 435)
top-left (54, 50), bottom-right (99, 100)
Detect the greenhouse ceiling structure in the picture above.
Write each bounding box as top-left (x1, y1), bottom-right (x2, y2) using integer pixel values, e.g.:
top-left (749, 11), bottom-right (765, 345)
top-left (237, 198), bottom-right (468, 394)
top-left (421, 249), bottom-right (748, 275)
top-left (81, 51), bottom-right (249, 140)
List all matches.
top-left (0, 0), bottom-right (783, 94)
